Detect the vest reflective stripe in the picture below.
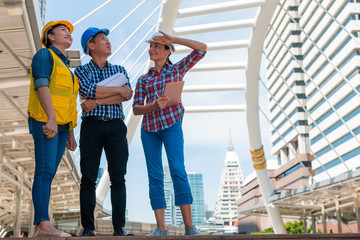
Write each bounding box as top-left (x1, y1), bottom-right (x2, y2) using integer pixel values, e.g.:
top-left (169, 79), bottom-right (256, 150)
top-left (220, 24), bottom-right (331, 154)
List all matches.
top-left (28, 49), bottom-right (79, 131)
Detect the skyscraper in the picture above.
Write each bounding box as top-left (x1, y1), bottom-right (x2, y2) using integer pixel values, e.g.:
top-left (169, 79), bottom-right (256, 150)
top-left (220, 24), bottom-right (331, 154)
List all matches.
top-left (188, 173), bottom-right (206, 226)
top-left (214, 134), bottom-right (244, 227)
top-left (164, 167), bottom-right (206, 227)
top-left (265, 0), bottom-right (360, 183)
top-left (236, 0), bottom-right (360, 233)
top-left (35, 0), bottom-right (46, 24)
top-left (164, 166), bottom-right (180, 226)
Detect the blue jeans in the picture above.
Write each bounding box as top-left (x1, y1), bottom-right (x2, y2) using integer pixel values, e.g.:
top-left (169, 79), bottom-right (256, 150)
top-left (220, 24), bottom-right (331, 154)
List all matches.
top-left (28, 117), bottom-right (69, 225)
top-left (141, 119), bottom-right (192, 210)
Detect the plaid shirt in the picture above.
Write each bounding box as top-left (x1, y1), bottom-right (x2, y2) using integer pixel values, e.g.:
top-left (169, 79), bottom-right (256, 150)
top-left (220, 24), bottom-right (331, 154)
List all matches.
top-left (75, 60), bottom-right (130, 120)
top-left (133, 50), bottom-right (206, 132)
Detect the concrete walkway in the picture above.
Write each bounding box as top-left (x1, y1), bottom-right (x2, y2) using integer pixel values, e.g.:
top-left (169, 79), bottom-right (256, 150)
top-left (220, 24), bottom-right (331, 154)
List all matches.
top-left (16, 233), bottom-right (360, 239)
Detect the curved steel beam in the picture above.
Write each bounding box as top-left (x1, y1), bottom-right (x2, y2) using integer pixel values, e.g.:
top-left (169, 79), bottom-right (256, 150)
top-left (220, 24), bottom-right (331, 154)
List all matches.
top-left (245, 0), bottom-right (286, 234)
top-left (96, 0), bottom-right (182, 202)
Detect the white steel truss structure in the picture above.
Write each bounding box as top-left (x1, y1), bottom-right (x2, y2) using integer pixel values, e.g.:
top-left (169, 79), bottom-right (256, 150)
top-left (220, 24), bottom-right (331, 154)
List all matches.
top-left (0, 0), bottom-right (311, 236)
top-left (92, 0), bottom-right (287, 234)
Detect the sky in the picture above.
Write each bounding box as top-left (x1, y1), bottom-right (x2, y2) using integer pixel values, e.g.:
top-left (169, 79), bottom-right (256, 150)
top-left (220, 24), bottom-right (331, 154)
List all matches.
top-left (44, 0), bottom-right (273, 224)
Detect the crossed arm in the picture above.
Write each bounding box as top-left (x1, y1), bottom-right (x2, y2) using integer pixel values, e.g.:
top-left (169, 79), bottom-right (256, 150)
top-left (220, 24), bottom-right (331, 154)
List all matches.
top-left (81, 85), bottom-right (133, 112)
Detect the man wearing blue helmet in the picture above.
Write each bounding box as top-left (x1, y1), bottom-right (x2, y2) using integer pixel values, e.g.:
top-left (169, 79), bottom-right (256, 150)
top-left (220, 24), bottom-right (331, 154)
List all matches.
top-left (75, 27), bottom-right (133, 237)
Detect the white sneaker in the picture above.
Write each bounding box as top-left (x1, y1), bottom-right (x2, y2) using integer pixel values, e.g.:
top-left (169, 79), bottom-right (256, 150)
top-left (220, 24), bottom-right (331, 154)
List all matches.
top-left (185, 226), bottom-right (203, 235)
top-left (147, 227), bottom-right (168, 236)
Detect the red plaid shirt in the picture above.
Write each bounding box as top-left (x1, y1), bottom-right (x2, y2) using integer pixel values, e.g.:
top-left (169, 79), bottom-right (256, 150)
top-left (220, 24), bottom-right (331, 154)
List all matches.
top-left (133, 50), bottom-right (206, 132)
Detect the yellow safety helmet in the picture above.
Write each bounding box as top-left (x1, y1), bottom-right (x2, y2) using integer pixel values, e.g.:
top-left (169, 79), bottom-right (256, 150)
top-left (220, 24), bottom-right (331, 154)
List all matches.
top-left (41, 20), bottom-right (74, 47)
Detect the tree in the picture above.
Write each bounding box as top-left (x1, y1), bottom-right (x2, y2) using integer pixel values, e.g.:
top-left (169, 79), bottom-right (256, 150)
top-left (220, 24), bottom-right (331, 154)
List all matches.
top-left (285, 219), bottom-right (303, 234)
top-left (251, 226), bottom-right (274, 235)
top-left (250, 219), bottom-right (322, 234)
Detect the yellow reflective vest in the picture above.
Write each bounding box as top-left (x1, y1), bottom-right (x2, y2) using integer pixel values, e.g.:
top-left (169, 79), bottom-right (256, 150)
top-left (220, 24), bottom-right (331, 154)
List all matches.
top-left (28, 48), bottom-right (79, 131)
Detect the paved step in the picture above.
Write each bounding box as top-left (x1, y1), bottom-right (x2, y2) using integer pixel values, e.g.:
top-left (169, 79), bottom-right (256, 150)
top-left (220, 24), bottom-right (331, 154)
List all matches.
top-left (20, 233), bottom-right (360, 239)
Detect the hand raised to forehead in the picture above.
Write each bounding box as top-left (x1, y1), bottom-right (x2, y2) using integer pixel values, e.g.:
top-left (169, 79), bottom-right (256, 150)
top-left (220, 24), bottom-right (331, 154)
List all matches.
top-left (152, 31), bottom-right (174, 46)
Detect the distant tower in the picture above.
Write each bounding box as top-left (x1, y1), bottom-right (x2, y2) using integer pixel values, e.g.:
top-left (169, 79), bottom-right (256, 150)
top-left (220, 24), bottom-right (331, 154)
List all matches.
top-left (214, 131), bottom-right (244, 226)
top-left (164, 166), bottom-right (177, 225)
top-left (188, 172), bottom-right (206, 226)
top-left (164, 166), bottom-right (183, 226)
top-left (38, 0), bottom-right (47, 24)
top-left (164, 167), bottom-right (206, 226)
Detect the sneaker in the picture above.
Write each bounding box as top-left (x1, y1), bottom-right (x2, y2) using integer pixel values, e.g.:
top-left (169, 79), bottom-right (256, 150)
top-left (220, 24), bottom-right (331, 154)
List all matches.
top-left (32, 229), bottom-right (71, 237)
top-left (185, 226), bottom-right (203, 235)
top-left (146, 228), bottom-right (168, 236)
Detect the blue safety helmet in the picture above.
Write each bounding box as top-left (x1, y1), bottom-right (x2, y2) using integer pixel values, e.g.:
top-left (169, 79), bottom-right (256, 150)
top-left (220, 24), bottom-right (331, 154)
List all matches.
top-left (81, 27), bottom-right (110, 55)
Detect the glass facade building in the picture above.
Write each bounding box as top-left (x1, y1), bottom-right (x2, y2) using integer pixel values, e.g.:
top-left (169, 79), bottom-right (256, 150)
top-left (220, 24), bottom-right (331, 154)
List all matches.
top-left (164, 167), bottom-right (206, 226)
top-left (35, 0), bottom-right (46, 23)
top-left (237, 1), bottom-right (360, 233)
top-left (188, 173), bottom-right (206, 226)
top-left (265, 0), bottom-right (360, 182)
top-left (164, 167), bottom-right (179, 225)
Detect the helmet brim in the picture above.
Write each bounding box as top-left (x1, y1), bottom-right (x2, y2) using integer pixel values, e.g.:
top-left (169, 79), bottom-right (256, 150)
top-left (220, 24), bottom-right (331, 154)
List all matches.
top-left (83, 28), bottom-right (110, 55)
top-left (41, 20), bottom-right (74, 47)
top-left (145, 40), bottom-right (175, 52)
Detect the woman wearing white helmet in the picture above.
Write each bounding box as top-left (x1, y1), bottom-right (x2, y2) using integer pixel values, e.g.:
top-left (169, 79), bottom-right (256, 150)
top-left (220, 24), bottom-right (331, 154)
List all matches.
top-left (133, 31), bottom-right (207, 236)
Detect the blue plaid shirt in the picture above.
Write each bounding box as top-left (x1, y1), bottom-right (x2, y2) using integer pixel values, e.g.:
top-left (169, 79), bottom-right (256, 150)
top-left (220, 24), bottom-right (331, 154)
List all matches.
top-left (75, 60), bottom-right (130, 120)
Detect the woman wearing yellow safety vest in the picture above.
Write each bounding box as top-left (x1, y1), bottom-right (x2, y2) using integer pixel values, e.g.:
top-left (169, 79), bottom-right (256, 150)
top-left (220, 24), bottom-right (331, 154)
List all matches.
top-left (28, 20), bottom-right (78, 237)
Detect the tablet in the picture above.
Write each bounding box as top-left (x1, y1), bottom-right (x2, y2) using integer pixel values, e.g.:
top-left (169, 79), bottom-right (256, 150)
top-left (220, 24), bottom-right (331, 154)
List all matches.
top-left (163, 81), bottom-right (185, 107)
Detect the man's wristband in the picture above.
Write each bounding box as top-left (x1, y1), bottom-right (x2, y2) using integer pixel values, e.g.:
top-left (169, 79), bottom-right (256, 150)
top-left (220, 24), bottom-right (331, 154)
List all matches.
top-left (95, 99), bottom-right (99, 107)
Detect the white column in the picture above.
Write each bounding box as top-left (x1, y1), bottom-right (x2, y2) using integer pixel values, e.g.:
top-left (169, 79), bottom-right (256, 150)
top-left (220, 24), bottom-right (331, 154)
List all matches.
top-left (356, 207), bottom-right (360, 233)
top-left (28, 204), bottom-right (34, 237)
top-left (0, 150), bottom-right (2, 185)
top-left (298, 134), bottom-right (309, 155)
top-left (336, 208), bottom-right (342, 233)
top-left (288, 141), bottom-right (296, 161)
top-left (49, 200), bottom-right (53, 224)
top-left (353, 192), bottom-right (360, 233)
top-left (335, 199), bottom-right (342, 233)
top-left (280, 148), bottom-right (288, 165)
top-left (14, 174), bottom-right (24, 237)
top-left (322, 206), bottom-right (327, 233)
top-left (302, 215), bottom-right (307, 234)
top-left (311, 214), bottom-right (316, 234)
top-left (245, 0), bottom-right (286, 233)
